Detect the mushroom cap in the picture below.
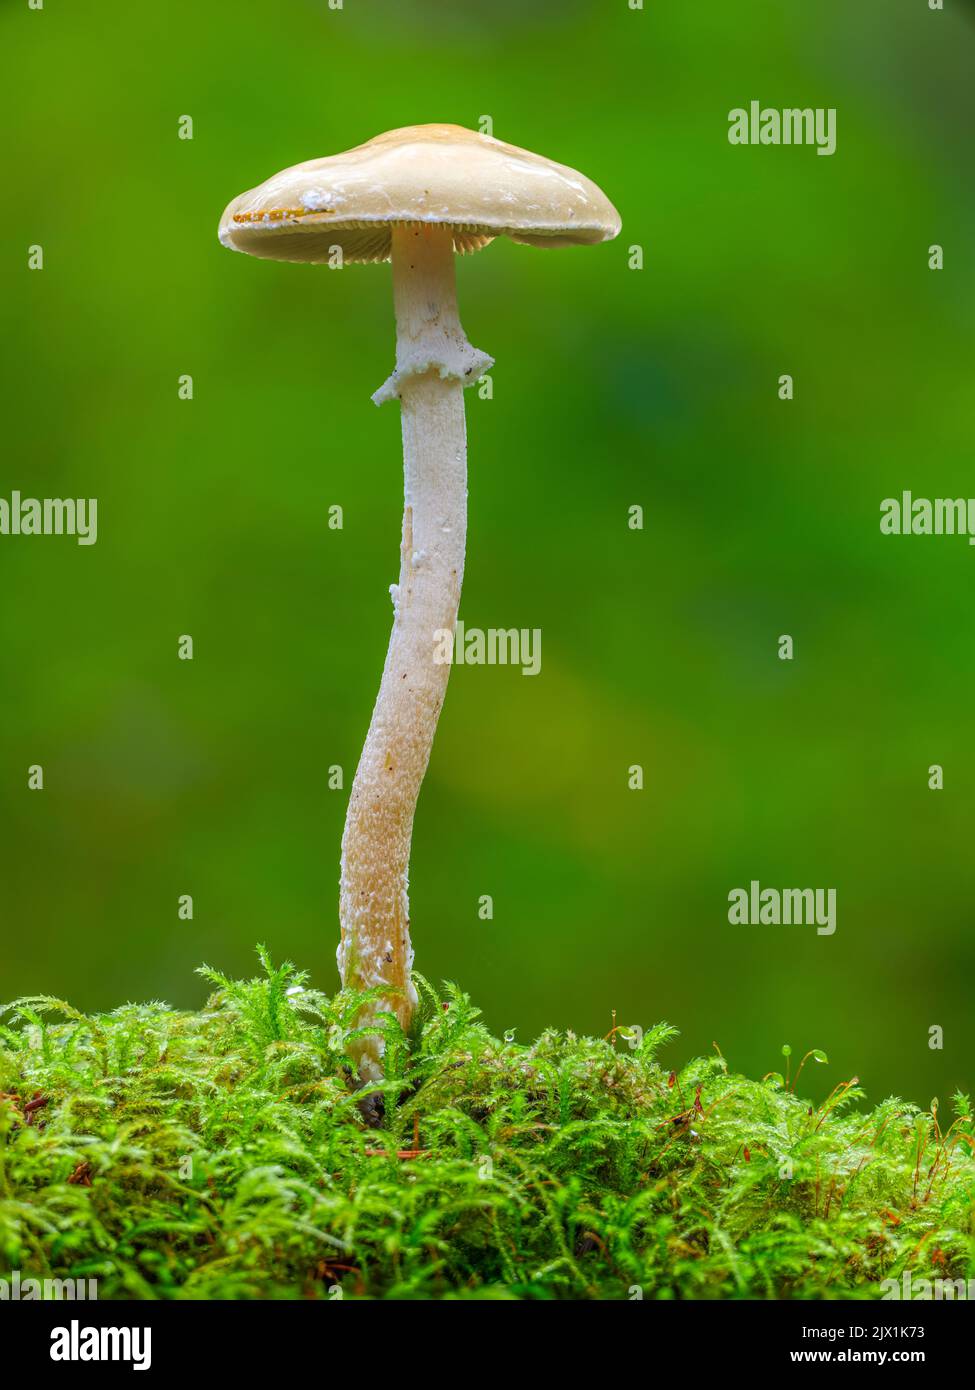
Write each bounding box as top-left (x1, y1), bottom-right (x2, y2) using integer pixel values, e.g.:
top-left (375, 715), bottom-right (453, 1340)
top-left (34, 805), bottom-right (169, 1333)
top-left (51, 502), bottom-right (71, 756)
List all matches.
top-left (218, 124), bottom-right (621, 265)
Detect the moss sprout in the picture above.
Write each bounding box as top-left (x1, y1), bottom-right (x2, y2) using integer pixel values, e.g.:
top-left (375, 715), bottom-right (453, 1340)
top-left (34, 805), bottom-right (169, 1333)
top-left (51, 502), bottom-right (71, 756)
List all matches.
top-left (1, 949), bottom-right (972, 1300)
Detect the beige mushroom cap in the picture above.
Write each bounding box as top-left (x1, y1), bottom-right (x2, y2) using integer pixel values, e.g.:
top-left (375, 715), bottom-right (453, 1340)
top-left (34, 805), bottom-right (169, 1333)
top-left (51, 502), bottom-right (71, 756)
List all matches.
top-left (218, 124), bottom-right (621, 265)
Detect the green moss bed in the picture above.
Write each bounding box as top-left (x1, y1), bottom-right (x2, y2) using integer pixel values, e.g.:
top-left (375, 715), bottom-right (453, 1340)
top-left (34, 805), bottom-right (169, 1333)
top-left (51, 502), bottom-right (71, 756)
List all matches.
top-left (1, 949), bottom-right (972, 1300)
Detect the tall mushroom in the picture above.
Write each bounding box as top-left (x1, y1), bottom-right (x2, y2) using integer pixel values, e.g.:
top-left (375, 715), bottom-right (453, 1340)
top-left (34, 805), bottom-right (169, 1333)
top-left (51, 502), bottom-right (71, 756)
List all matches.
top-left (219, 125), bottom-right (620, 1077)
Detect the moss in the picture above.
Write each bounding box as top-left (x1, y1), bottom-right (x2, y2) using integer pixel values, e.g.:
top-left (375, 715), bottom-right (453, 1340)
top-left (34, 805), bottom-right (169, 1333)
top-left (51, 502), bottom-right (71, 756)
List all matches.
top-left (0, 948), bottom-right (972, 1300)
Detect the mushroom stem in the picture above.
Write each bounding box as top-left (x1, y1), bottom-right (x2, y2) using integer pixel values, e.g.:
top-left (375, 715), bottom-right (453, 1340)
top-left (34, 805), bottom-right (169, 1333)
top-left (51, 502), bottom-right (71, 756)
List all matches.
top-left (339, 224), bottom-right (492, 1079)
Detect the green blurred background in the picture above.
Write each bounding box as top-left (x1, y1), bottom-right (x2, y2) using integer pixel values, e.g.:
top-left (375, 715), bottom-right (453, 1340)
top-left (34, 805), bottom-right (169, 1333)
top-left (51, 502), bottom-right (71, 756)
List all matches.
top-left (2, 0), bottom-right (973, 1106)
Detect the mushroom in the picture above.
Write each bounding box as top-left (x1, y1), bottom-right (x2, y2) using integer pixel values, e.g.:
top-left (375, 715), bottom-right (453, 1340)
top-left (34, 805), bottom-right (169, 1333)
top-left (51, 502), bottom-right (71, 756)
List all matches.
top-left (219, 124), bottom-right (620, 1078)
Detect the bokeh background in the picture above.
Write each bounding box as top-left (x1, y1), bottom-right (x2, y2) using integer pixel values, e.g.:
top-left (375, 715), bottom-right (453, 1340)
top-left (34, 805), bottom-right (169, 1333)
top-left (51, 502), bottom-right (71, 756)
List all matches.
top-left (2, 0), bottom-right (973, 1106)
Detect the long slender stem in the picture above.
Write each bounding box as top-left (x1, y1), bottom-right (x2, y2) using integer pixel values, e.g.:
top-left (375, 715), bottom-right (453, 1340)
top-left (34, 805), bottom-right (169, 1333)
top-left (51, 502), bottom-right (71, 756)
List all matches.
top-left (338, 224), bottom-right (491, 1079)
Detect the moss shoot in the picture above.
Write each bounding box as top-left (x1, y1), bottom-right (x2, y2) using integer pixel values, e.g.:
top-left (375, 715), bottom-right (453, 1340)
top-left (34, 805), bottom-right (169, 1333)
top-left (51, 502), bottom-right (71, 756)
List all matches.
top-left (1, 949), bottom-right (972, 1300)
